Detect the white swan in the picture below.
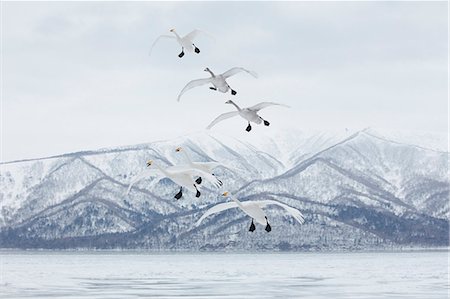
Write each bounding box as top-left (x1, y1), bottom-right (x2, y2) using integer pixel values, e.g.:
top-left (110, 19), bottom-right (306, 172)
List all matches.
top-left (196, 192), bottom-right (305, 232)
top-left (150, 29), bottom-right (210, 58)
top-left (175, 146), bottom-right (223, 186)
top-left (127, 160), bottom-right (222, 199)
top-left (175, 146), bottom-right (222, 173)
top-left (207, 100), bottom-right (289, 132)
top-left (177, 67), bottom-right (258, 101)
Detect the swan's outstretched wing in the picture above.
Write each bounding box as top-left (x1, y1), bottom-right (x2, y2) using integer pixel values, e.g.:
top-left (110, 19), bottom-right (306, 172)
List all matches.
top-left (206, 111), bottom-right (239, 129)
top-left (126, 168), bottom-right (161, 194)
top-left (177, 78), bottom-right (212, 102)
top-left (168, 165), bottom-right (223, 188)
top-left (257, 200), bottom-right (305, 224)
top-left (222, 67), bottom-right (258, 79)
top-left (248, 102), bottom-right (290, 112)
top-left (184, 29), bottom-right (214, 41)
top-left (198, 170), bottom-right (224, 188)
top-left (196, 202), bottom-right (239, 226)
top-left (194, 161), bottom-right (222, 172)
top-left (149, 35), bottom-right (175, 56)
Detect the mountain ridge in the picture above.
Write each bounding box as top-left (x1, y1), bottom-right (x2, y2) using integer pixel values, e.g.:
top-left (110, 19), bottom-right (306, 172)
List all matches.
top-left (0, 129), bottom-right (448, 250)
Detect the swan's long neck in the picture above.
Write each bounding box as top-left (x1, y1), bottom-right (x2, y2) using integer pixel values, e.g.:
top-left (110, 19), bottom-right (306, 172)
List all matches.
top-left (230, 195), bottom-right (245, 210)
top-left (172, 31), bottom-right (182, 40)
top-left (228, 100), bottom-right (241, 111)
top-left (206, 69), bottom-right (215, 78)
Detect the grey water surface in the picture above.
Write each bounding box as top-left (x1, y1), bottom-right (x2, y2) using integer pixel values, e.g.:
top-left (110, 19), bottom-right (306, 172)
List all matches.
top-left (0, 250), bottom-right (448, 299)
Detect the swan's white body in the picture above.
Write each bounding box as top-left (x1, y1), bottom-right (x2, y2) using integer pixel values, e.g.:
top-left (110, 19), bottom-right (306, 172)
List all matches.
top-left (127, 161), bottom-right (222, 195)
top-left (207, 100), bottom-right (289, 130)
top-left (150, 29), bottom-right (210, 56)
top-left (175, 147), bottom-right (221, 174)
top-left (177, 67), bottom-right (258, 101)
top-left (196, 192), bottom-right (305, 227)
top-left (210, 75), bottom-right (229, 93)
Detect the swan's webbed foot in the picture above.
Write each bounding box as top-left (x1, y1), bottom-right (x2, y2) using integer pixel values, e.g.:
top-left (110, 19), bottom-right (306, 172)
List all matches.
top-left (195, 177), bottom-right (202, 184)
top-left (178, 50), bottom-right (185, 58)
top-left (265, 216), bottom-right (271, 232)
top-left (174, 187), bottom-right (183, 200)
top-left (193, 44), bottom-right (200, 53)
top-left (246, 123), bottom-right (252, 132)
top-left (249, 219), bottom-right (256, 232)
top-left (209, 87), bottom-right (217, 91)
top-left (231, 89), bottom-right (237, 95)
top-left (263, 120), bottom-right (270, 126)
top-left (194, 185), bottom-right (201, 198)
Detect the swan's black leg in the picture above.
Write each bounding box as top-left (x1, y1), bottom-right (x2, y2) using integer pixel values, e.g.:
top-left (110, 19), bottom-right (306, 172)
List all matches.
top-left (259, 116), bottom-right (270, 126)
top-left (194, 184), bottom-right (201, 198)
top-left (193, 44), bottom-right (200, 53)
top-left (265, 216), bottom-right (272, 232)
top-left (246, 123), bottom-right (252, 132)
top-left (174, 187), bottom-right (183, 200)
top-left (227, 83), bottom-right (237, 95)
top-left (209, 87), bottom-right (217, 91)
top-left (195, 177), bottom-right (202, 184)
top-left (178, 48), bottom-right (185, 58)
top-left (249, 219), bottom-right (256, 232)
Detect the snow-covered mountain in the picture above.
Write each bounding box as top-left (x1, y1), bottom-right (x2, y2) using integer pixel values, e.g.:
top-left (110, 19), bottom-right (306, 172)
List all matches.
top-left (0, 129), bottom-right (448, 250)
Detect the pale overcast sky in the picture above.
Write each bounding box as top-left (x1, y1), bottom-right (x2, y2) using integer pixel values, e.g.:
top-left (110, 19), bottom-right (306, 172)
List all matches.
top-left (2, 1), bottom-right (448, 161)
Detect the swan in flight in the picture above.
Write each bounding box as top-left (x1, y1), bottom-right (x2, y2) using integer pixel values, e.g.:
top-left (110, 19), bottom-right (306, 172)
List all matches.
top-left (175, 147), bottom-right (223, 186)
top-left (127, 160), bottom-right (222, 199)
top-left (196, 192), bottom-right (305, 232)
top-left (150, 29), bottom-right (211, 58)
top-left (177, 67), bottom-right (258, 101)
top-left (207, 100), bottom-right (289, 132)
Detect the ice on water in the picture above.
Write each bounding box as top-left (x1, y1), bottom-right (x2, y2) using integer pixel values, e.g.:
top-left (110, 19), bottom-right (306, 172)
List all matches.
top-left (1, 250), bottom-right (448, 299)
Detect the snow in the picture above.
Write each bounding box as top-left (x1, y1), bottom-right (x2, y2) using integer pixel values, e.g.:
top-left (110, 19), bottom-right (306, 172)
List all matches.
top-left (0, 129), bottom-right (448, 249)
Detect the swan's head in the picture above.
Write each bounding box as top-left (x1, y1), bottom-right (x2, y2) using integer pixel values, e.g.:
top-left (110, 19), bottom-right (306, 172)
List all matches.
top-left (204, 67), bottom-right (210, 72)
top-left (175, 147), bottom-right (183, 152)
top-left (169, 28), bottom-right (176, 32)
top-left (225, 100), bottom-right (233, 104)
top-left (222, 191), bottom-right (229, 197)
top-left (146, 160), bottom-right (153, 167)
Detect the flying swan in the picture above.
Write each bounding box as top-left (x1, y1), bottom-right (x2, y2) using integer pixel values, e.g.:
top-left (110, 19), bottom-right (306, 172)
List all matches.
top-left (127, 160), bottom-right (222, 199)
top-left (175, 147), bottom-right (223, 186)
top-left (196, 192), bottom-right (305, 232)
top-left (177, 67), bottom-right (258, 101)
top-left (150, 29), bottom-right (211, 58)
top-left (207, 100), bottom-right (289, 132)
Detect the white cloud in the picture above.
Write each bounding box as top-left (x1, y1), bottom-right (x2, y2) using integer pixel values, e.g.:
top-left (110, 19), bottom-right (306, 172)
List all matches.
top-left (2, 1), bottom-right (447, 161)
